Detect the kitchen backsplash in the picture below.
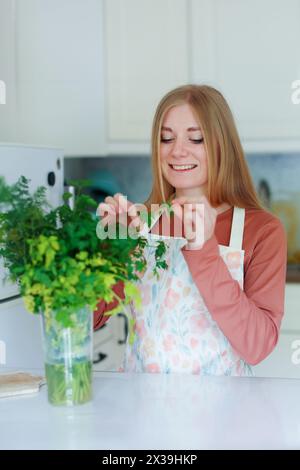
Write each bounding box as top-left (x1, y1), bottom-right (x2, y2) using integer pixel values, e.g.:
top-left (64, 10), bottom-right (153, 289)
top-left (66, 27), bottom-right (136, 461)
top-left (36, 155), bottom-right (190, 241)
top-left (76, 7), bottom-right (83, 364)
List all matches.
top-left (64, 156), bottom-right (152, 203)
top-left (246, 152), bottom-right (300, 267)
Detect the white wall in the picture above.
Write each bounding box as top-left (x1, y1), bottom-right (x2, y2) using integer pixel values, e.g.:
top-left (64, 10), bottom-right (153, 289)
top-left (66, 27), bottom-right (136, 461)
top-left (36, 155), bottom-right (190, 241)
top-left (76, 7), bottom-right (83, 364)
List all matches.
top-left (0, 0), bottom-right (17, 142)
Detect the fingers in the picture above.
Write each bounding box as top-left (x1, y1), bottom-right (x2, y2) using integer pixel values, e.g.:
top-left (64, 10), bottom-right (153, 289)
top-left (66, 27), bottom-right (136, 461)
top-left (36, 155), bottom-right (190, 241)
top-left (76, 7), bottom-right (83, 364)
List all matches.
top-left (182, 204), bottom-right (194, 240)
top-left (97, 195), bottom-right (118, 218)
top-left (128, 203), bottom-right (138, 218)
top-left (129, 203), bottom-right (147, 233)
top-left (97, 193), bottom-right (146, 231)
top-left (171, 199), bottom-right (204, 243)
top-left (97, 202), bottom-right (115, 217)
top-left (129, 216), bottom-right (144, 233)
top-left (171, 201), bottom-right (202, 222)
top-left (105, 195), bottom-right (118, 209)
top-left (97, 193), bottom-right (128, 216)
top-left (114, 193), bottom-right (128, 212)
top-left (171, 195), bottom-right (214, 226)
top-left (171, 196), bottom-right (218, 245)
top-left (99, 214), bottom-right (113, 228)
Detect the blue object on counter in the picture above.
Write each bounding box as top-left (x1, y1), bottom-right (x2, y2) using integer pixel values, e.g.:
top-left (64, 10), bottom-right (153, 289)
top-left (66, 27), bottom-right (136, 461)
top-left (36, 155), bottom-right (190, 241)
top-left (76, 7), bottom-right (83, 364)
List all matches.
top-left (88, 170), bottom-right (121, 199)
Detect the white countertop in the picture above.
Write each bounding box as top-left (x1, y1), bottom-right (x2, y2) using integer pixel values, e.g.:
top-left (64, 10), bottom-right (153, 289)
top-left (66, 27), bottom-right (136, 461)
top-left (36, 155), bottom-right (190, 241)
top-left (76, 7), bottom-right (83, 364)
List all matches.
top-left (1, 370), bottom-right (300, 450)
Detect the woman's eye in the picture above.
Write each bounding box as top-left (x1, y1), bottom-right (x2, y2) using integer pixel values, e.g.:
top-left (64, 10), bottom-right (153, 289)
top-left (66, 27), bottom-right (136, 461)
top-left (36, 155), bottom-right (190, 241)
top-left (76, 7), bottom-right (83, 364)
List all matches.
top-left (160, 138), bottom-right (204, 144)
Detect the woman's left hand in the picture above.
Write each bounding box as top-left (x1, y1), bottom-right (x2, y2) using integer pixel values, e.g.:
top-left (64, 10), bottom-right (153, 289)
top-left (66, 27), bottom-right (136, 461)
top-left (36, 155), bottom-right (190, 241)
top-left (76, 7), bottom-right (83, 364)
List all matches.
top-left (171, 195), bottom-right (217, 250)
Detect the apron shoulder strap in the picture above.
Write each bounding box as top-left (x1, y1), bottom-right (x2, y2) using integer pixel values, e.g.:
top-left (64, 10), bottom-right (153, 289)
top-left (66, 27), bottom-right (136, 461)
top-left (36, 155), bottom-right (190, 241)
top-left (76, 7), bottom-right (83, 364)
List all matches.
top-left (229, 207), bottom-right (245, 250)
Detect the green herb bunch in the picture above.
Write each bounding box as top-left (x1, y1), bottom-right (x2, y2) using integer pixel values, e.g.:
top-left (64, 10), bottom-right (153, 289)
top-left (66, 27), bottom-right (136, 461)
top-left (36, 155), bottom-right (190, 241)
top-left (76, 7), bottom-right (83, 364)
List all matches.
top-left (0, 176), bottom-right (169, 339)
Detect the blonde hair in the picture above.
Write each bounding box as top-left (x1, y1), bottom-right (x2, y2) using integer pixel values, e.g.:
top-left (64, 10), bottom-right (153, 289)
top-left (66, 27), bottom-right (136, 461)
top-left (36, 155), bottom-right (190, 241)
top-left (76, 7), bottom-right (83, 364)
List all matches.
top-left (144, 84), bottom-right (262, 211)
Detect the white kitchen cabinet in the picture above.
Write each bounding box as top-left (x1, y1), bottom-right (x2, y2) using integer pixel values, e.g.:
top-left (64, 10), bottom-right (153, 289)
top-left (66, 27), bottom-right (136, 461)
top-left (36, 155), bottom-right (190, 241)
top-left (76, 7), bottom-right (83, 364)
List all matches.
top-left (0, 0), bottom-right (17, 143)
top-left (253, 283), bottom-right (300, 379)
top-left (0, 298), bottom-right (44, 370)
top-left (4, 0), bottom-right (299, 155)
top-left (281, 283), bottom-right (300, 332)
top-left (104, 0), bottom-right (189, 147)
top-left (253, 331), bottom-right (300, 379)
top-left (105, 0), bottom-right (300, 151)
top-left (93, 314), bottom-right (126, 371)
top-left (191, 0), bottom-right (300, 144)
top-left (15, 0), bottom-right (107, 156)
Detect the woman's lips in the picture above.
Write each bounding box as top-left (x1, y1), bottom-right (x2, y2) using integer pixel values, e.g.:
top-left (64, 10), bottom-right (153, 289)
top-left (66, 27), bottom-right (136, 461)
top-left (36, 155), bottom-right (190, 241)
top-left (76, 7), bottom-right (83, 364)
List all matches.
top-left (168, 164), bottom-right (198, 172)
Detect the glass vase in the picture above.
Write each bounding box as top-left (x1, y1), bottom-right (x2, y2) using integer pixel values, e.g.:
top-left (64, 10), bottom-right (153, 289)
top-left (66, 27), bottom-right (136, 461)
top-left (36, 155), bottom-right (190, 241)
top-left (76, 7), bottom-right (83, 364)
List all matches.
top-left (41, 306), bottom-right (93, 406)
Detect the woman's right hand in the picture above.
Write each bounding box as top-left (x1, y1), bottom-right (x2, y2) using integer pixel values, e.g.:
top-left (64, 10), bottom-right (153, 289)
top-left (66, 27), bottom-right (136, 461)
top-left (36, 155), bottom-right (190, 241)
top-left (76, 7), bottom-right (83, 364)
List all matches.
top-left (97, 193), bottom-right (145, 232)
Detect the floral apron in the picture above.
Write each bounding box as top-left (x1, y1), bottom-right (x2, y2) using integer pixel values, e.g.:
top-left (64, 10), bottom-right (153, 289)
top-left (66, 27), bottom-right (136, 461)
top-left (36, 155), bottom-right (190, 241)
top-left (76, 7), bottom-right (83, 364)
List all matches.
top-left (119, 205), bottom-right (253, 376)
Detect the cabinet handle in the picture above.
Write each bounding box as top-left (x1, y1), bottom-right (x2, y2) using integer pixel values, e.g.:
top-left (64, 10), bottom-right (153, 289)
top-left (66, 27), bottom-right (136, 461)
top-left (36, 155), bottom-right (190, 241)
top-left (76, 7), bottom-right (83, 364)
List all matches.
top-left (93, 352), bottom-right (107, 364)
top-left (117, 313), bottom-right (128, 344)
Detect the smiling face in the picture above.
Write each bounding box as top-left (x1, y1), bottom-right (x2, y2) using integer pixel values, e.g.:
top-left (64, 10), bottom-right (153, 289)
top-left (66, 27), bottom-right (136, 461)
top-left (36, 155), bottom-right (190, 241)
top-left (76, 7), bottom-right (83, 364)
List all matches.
top-left (159, 103), bottom-right (208, 198)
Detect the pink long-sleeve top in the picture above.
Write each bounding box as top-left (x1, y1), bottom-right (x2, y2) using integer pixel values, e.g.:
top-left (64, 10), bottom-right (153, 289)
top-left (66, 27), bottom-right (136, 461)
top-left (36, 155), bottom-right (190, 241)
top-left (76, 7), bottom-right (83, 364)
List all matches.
top-left (94, 206), bottom-right (287, 365)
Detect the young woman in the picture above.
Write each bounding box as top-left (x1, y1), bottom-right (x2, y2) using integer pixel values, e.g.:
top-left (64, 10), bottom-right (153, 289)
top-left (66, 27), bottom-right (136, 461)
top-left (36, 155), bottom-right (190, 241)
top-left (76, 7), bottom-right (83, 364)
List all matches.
top-left (94, 84), bottom-right (287, 376)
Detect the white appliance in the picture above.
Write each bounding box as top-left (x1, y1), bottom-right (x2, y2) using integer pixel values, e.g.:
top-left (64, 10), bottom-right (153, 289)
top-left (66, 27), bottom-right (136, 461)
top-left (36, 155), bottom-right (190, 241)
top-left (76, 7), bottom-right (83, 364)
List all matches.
top-left (0, 144), bottom-right (64, 370)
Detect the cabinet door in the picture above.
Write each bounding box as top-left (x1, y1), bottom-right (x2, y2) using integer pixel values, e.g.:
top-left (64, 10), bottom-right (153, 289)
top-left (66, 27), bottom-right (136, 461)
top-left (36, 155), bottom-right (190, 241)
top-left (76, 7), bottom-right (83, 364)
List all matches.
top-left (281, 283), bottom-right (300, 332)
top-left (93, 315), bottom-right (126, 371)
top-left (191, 0), bottom-right (300, 142)
top-left (0, 298), bottom-right (44, 370)
top-left (105, 0), bottom-right (189, 144)
top-left (0, 0), bottom-right (17, 142)
top-left (253, 284), bottom-right (300, 379)
top-left (15, 0), bottom-right (106, 156)
top-left (253, 332), bottom-right (300, 379)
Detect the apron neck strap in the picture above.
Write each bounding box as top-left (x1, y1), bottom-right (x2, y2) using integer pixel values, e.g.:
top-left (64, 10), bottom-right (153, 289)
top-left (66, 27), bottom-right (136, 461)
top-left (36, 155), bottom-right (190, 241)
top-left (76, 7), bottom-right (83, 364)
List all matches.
top-left (229, 207), bottom-right (245, 250)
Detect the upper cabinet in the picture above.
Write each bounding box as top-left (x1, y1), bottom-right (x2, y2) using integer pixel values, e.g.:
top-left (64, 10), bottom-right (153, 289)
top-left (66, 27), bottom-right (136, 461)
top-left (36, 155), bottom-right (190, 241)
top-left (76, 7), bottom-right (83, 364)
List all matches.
top-left (1, 0), bottom-right (300, 155)
top-left (104, 0), bottom-right (189, 148)
top-left (0, 0), bottom-right (17, 143)
top-left (105, 0), bottom-right (300, 151)
top-left (191, 0), bottom-right (300, 143)
top-left (15, 0), bottom-right (107, 156)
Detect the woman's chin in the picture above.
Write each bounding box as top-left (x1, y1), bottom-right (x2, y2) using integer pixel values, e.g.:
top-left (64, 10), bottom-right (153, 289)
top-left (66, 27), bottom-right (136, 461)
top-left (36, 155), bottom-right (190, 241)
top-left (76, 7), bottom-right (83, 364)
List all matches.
top-left (167, 178), bottom-right (202, 189)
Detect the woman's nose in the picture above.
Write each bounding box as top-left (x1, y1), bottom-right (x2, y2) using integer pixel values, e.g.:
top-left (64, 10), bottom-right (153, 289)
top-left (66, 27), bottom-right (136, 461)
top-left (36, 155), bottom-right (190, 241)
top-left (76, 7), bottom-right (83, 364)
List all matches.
top-left (171, 139), bottom-right (188, 158)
